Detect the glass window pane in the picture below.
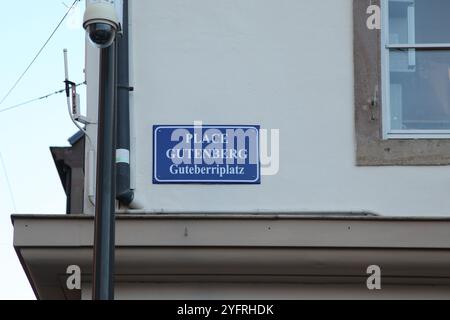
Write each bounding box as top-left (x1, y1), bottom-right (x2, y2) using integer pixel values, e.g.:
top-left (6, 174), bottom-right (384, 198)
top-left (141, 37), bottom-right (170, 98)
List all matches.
top-left (389, 0), bottom-right (450, 44)
top-left (389, 49), bottom-right (450, 130)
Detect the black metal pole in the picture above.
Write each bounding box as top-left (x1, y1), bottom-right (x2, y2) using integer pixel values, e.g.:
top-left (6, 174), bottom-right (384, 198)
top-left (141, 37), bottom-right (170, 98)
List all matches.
top-left (92, 42), bottom-right (117, 300)
top-left (116, 0), bottom-right (134, 205)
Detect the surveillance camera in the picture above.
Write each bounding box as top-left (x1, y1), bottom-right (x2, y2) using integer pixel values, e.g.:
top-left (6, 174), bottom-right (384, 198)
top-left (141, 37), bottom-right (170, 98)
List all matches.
top-left (83, 1), bottom-right (120, 49)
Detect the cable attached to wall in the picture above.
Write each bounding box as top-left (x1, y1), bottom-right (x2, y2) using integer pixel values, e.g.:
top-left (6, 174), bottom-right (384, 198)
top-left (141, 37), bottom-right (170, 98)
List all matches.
top-left (0, 82), bottom-right (86, 114)
top-left (63, 49), bottom-right (94, 147)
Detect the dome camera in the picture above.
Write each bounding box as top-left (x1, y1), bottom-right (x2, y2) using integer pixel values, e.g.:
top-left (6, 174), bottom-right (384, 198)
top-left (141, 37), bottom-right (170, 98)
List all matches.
top-left (83, 1), bottom-right (120, 49)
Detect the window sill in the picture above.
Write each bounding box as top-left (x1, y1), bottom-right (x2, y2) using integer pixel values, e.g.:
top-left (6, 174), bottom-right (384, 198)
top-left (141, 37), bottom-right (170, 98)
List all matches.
top-left (384, 132), bottom-right (450, 140)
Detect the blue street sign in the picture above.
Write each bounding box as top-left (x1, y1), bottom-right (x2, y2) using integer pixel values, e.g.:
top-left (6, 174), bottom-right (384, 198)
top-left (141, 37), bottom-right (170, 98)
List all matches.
top-left (153, 125), bottom-right (261, 184)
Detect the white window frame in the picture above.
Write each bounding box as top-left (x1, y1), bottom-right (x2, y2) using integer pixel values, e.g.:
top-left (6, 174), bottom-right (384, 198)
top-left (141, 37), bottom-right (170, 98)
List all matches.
top-left (381, 0), bottom-right (450, 139)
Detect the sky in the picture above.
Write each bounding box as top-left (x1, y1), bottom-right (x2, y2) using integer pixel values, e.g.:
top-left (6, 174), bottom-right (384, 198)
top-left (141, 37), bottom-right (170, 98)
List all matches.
top-left (0, 0), bottom-right (86, 300)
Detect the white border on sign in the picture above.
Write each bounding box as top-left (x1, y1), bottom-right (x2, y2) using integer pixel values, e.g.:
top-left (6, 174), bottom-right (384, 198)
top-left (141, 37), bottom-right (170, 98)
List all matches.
top-left (153, 125), bottom-right (261, 183)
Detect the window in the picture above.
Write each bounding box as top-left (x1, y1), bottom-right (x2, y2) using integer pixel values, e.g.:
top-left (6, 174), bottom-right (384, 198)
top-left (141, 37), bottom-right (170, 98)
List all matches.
top-left (354, 0), bottom-right (450, 166)
top-left (382, 0), bottom-right (450, 138)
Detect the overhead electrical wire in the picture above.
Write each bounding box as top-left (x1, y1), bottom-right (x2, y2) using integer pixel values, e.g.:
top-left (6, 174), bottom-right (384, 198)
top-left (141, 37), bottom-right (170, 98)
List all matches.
top-left (0, 152), bottom-right (17, 213)
top-left (0, 81), bottom-right (86, 212)
top-left (0, 0), bottom-right (81, 106)
top-left (0, 0), bottom-right (85, 215)
top-left (0, 82), bottom-right (86, 114)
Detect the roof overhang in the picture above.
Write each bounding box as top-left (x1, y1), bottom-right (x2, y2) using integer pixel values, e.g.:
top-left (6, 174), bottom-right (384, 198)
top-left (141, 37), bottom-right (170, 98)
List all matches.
top-left (11, 214), bottom-right (450, 300)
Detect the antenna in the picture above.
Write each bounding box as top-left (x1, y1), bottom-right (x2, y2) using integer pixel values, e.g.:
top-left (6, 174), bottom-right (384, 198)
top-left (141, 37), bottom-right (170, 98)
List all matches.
top-left (64, 48), bottom-right (88, 124)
